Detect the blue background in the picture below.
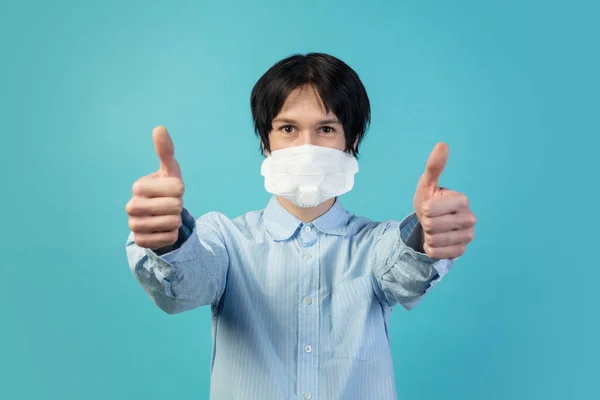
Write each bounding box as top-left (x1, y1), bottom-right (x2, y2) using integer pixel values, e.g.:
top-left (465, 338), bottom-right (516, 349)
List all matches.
top-left (1, 0), bottom-right (598, 399)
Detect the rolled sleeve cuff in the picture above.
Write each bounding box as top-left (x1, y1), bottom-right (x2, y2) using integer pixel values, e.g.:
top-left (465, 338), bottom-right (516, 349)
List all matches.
top-left (143, 208), bottom-right (197, 280)
top-left (374, 217), bottom-right (458, 310)
top-left (399, 212), bottom-right (420, 243)
top-left (398, 212), bottom-right (457, 280)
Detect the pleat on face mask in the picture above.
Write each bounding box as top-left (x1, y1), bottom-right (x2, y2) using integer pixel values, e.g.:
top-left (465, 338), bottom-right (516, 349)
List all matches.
top-left (261, 144), bottom-right (359, 208)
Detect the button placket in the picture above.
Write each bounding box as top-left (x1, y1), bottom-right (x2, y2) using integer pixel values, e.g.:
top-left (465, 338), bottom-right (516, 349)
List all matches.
top-left (297, 223), bottom-right (318, 399)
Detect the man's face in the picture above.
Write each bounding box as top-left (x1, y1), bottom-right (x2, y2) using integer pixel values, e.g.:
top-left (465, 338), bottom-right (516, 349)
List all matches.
top-left (268, 85), bottom-right (346, 153)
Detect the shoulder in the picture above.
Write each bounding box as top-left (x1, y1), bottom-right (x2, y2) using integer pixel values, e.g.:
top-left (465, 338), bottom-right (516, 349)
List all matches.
top-left (345, 212), bottom-right (400, 240)
top-left (194, 208), bottom-right (265, 238)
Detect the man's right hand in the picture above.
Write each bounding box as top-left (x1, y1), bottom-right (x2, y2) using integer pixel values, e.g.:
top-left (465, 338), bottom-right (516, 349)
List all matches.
top-left (126, 126), bottom-right (185, 250)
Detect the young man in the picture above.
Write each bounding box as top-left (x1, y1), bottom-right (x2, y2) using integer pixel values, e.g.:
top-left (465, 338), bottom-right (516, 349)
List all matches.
top-left (125, 53), bottom-right (476, 400)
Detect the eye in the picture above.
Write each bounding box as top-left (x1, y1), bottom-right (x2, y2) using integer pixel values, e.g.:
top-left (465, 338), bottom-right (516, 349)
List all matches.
top-left (280, 125), bottom-right (295, 134)
top-left (319, 126), bottom-right (335, 134)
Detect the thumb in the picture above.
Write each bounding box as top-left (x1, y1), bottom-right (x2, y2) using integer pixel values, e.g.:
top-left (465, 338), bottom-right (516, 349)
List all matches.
top-left (420, 142), bottom-right (448, 190)
top-left (152, 126), bottom-right (182, 179)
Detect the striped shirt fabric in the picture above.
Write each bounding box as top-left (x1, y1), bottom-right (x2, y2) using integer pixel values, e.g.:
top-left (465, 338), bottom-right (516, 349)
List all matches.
top-left (125, 195), bottom-right (455, 400)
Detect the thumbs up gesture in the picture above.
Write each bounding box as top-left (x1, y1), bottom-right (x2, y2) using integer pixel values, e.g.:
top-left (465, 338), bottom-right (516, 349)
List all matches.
top-left (413, 143), bottom-right (476, 260)
top-left (126, 126), bottom-right (185, 250)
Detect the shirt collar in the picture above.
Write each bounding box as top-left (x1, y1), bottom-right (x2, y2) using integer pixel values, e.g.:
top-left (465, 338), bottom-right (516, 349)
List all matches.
top-left (262, 196), bottom-right (350, 241)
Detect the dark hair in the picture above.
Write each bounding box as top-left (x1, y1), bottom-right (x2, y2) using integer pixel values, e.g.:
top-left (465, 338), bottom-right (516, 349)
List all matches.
top-left (250, 53), bottom-right (371, 157)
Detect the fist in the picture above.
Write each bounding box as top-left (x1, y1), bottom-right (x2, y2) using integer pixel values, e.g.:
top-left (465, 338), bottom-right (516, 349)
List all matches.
top-left (126, 126), bottom-right (185, 250)
top-left (413, 143), bottom-right (476, 260)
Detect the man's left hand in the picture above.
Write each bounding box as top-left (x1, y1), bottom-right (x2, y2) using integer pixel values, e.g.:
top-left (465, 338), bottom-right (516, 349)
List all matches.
top-left (413, 143), bottom-right (477, 259)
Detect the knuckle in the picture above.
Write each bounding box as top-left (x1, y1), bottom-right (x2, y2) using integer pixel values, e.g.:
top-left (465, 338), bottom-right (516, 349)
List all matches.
top-left (422, 201), bottom-right (431, 216)
top-left (422, 218), bottom-right (433, 233)
top-left (133, 233), bottom-right (147, 248)
top-left (125, 199), bottom-right (135, 215)
top-left (462, 196), bottom-right (470, 208)
top-left (174, 180), bottom-right (185, 197)
top-left (467, 230), bottom-right (475, 242)
top-left (170, 197), bottom-right (183, 213)
top-left (128, 198), bottom-right (146, 215)
top-left (423, 243), bottom-right (432, 256)
top-left (429, 248), bottom-right (439, 259)
top-left (172, 214), bottom-right (183, 229)
top-left (462, 214), bottom-right (476, 228)
top-left (132, 179), bottom-right (144, 195)
top-left (426, 234), bottom-right (437, 247)
top-left (128, 218), bottom-right (138, 232)
top-left (424, 233), bottom-right (433, 246)
top-left (470, 214), bottom-right (477, 226)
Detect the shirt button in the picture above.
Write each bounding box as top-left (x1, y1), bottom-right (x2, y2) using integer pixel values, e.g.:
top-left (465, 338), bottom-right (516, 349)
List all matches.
top-left (303, 252), bottom-right (312, 260)
top-left (304, 226), bottom-right (312, 233)
top-left (304, 393), bottom-right (312, 400)
top-left (304, 297), bottom-right (313, 305)
top-left (304, 345), bottom-right (312, 353)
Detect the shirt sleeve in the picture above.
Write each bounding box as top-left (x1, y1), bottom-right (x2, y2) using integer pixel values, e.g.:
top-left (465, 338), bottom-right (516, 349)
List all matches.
top-left (371, 213), bottom-right (457, 310)
top-left (125, 208), bottom-right (229, 314)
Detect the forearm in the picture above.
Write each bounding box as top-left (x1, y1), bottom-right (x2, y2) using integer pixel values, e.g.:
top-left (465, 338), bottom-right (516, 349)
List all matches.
top-left (125, 209), bottom-right (229, 314)
top-left (373, 214), bottom-right (456, 310)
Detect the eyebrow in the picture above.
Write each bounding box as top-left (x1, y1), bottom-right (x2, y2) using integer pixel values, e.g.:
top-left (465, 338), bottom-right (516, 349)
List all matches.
top-left (272, 118), bottom-right (341, 125)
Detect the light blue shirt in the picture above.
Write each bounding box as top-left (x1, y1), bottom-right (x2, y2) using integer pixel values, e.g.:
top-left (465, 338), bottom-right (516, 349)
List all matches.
top-left (125, 196), bottom-right (455, 399)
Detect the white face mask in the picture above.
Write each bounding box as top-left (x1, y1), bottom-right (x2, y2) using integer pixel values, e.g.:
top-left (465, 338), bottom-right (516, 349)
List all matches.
top-left (261, 144), bottom-right (359, 208)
